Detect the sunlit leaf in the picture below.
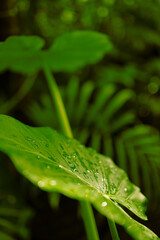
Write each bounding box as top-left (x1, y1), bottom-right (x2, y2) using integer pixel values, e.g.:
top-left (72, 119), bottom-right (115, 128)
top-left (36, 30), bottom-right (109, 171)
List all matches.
top-left (0, 115), bottom-right (159, 240)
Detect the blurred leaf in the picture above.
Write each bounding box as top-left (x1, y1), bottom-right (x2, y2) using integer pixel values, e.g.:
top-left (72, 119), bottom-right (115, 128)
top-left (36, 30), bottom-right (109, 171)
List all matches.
top-left (0, 115), bottom-right (159, 240)
top-left (0, 231), bottom-right (15, 240)
top-left (116, 125), bottom-right (160, 204)
top-left (45, 31), bottom-right (113, 71)
top-left (0, 36), bottom-right (45, 74)
top-left (97, 64), bottom-right (138, 87)
top-left (0, 31), bottom-right (112, 74)
top-left (0, 154), bottom-right (33, 240)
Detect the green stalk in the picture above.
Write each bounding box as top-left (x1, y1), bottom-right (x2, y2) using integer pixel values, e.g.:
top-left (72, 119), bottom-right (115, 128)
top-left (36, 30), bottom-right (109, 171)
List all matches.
top-left (80, 201), bottom-right (100, 240)
top-left (107, 219), bottom-right (120, 240)
top-left (44, 66), bottom-right (100, 240)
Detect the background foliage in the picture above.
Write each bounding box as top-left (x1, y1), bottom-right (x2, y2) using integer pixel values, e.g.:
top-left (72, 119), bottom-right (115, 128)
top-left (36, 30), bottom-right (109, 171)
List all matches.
top-left (0, 0), bottom-right (160, 239)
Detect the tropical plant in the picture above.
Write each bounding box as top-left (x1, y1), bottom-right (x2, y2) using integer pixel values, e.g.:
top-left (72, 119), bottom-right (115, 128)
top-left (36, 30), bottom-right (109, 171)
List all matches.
top-left (0, 31), bottom-right (159, 240)
top-left (27, 75), bottom-right (160, 209)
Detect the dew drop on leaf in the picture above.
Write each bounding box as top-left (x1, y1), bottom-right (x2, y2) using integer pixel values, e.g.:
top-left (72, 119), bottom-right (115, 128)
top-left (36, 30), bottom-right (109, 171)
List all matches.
top-left (26, 137), bottom-right (32, 141)
top-left (38, 181), bottom-right (45, 187)
top-left (124, 188), bottom-right (128, 192)
top-left (102, 202), bottom-right (107, 207)
top-left (50, 180), bottom-right (56, 186)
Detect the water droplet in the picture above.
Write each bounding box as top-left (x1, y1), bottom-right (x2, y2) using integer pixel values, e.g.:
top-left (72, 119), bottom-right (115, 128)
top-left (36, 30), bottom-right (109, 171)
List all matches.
top-left (50, 180), bottom-right (56, 186)
top-left (124, 188), bottom-right (128, 192)
top-left (26, 137), bottom-right (32, 141)
top-left (87, 170), bottom-right (90, 173)
top-left (99, 161), bottom-right (102, 164)
top-left (38, 181), bottom-right (45, 187)
top-left (73, 154), bottom-right (76, 158)
top-left (74, 168), bottom-right (78, 172)
top-left (102, 202), bottom-right (107, 207)
top-left (59, 165), bottom-right (63, 168)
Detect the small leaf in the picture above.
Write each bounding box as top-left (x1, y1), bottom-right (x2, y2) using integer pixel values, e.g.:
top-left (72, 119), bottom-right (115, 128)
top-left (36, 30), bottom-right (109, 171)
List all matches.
top-left (0, 36), bottom-right (45, 74)
top-left (45, 31), bottom-right (113, 71)
top-left (0, 115), bottom-right (159, 240)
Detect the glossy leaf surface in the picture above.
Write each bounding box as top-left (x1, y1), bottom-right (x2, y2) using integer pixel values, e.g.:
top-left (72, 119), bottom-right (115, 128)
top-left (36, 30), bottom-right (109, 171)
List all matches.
top-left (0, 115), bottom-right (159, 240)
top-left (0, 31), bottom-right (112, 74)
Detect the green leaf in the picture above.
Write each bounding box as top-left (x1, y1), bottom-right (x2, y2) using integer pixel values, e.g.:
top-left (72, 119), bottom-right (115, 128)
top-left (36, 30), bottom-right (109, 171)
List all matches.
top-left (0, 31), bottom-right (112, 74)
top-left (0, 115), bottom-right (159, 240)
top-left (0, 36), bottom-right (45, 74)
top-left (45, 31), bottom-right (113, 71)
top-left (0, 232), bottom-right (15, 240)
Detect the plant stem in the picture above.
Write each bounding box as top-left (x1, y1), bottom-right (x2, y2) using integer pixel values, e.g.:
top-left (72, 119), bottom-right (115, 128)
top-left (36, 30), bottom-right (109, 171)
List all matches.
top-left (107, 219), bottom-right (120, 240)
top-left (44, 66), bottom-right (100, 240)
top-left (80, 201), bottom-right (100, 240)
top-left (44, 67), bottom-right (72, 138)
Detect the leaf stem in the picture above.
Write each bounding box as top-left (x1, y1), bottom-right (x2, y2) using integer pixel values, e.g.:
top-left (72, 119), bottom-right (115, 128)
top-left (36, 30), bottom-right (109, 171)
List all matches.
top-left (80, 201), bottom-right (100, 240)
top-left (107, 219), bottom-right (120, 240)
top-left (44, 66), bottom-right (100, 240)
top-left (43, 67), bottom-right (72, 138)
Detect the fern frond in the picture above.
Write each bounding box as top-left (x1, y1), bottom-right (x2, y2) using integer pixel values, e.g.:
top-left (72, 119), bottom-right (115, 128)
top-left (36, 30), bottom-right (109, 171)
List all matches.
top-left (116, 125), bottom-right (160, 209)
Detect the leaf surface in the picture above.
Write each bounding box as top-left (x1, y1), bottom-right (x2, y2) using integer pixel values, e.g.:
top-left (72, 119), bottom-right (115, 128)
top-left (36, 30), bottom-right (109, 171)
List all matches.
top-left (0, 36), bottom-right (44, 74)
top-left (45, 31), bottom-right (113, 71)
top-left (0, 115), bottom-right (159, 240)
top-left (0, 31), bottom-right (112, 74)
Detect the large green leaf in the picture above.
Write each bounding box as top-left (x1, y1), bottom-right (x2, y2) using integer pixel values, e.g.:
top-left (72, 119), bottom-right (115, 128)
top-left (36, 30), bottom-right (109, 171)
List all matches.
top-left (45, 31), bottom-right (112, 71)
top-left (0, 31), bottom-right (112, 74)
top-left (0, 115), bottom-right (158, 240)
top-left (0, 36), bottom-right (45, 74)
